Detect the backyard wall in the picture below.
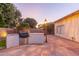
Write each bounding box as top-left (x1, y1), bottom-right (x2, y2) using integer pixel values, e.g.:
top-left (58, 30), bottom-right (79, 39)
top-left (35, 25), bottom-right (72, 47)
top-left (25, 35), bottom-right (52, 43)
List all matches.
top-left (30, 29), bottom-right (44, 33)
top-left (0, 28), bottom-right (17, 40)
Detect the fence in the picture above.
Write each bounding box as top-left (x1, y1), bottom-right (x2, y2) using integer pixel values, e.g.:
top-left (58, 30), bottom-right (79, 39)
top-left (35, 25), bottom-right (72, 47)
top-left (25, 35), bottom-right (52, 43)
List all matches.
top-left (30, 29), bottom-right (44, 33)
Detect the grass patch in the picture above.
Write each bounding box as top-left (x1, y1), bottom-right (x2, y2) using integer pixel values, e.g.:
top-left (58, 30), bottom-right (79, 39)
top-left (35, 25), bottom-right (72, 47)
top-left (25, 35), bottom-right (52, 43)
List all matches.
top-left (0, 40), bottom-right (6, 47)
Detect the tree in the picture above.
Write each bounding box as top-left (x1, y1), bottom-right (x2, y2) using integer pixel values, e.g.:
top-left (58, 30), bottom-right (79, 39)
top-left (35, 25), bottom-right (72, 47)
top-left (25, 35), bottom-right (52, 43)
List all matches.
top-left (15, 9), bottom-right (21, 20)
top-left (0, 4), bottom-right (7, 27)
top-left (16, 23), bottom-right (30, 33)
top-left (14, 9), bottom-right (22, 28)
top-left (23, 18), bottom-right (37, 28)
top-left (0, 3), bottom-right (21, 28)
top-left (20, 23), bottom-right (30, 29)
top-left (38, 22), bottom-right (54, 34)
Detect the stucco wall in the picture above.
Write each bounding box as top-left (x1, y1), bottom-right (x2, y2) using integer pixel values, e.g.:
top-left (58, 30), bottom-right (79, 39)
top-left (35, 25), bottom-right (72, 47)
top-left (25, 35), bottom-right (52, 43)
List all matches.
top-left (54, 13), bottom-right (79, 42)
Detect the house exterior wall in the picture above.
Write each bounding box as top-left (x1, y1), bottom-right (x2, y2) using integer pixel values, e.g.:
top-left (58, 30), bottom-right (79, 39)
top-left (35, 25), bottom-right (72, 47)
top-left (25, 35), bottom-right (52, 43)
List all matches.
top-left (54, 13), bottom-right (79, 42)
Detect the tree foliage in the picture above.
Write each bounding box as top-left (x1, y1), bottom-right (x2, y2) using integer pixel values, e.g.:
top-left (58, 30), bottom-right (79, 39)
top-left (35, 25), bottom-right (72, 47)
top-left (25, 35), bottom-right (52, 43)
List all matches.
top-left (15, 9), bottom-right (21, 19)
top-left (38, 23), bottom-right (54, 34)
top-left (0, 3), bottom-right (21, 28)
top-left (20, 23), bottom-right (30, 28)
top-left (17, 23), bottom-right (30, 31)
top-left (23, 18), bottom-right (37, 28)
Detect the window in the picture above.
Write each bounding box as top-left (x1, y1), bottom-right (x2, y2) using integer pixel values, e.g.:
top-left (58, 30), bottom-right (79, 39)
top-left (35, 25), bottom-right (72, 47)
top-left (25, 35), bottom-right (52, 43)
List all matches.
top-left (56, 25), bottom-right (64, 34)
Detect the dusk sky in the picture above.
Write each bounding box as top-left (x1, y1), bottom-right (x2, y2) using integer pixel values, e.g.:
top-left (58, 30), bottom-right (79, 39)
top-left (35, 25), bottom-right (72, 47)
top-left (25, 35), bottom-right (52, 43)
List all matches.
top-left (14, 3), bottom-right (79, 24)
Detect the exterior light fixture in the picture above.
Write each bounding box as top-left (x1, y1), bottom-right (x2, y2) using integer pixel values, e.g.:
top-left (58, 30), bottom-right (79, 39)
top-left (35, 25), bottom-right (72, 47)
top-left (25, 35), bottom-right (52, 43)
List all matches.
top-left (0, 31), bottom-right (7, 38)
top-left (44, 19), bottom-right (47, 24)
top-left (44, 19), bottom-right (48, 43)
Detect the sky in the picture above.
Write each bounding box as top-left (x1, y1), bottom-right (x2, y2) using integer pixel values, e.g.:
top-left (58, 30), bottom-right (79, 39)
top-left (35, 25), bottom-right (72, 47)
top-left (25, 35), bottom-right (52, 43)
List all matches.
top-left (14, 3), bottom-right (79, 24)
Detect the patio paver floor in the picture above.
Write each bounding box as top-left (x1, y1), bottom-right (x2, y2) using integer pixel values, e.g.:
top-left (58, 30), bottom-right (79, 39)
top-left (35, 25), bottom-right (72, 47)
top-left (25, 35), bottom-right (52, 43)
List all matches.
top-left (0, 35), bottom-right (79, 56)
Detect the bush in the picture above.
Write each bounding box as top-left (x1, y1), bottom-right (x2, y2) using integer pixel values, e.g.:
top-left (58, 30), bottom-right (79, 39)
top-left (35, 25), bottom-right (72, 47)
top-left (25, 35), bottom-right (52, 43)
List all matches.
top-left (0, 40), bottom-right (6, 47)
top-left (16, 23), bottom-right (30, 31)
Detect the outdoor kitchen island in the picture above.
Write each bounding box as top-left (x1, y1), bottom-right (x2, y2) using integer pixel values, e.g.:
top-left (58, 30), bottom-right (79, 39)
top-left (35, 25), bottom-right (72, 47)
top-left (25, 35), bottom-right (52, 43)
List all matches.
top-left (19, 33), bottom-right (46, 45)
top-left (28, 33), bottom-right (46, 44)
